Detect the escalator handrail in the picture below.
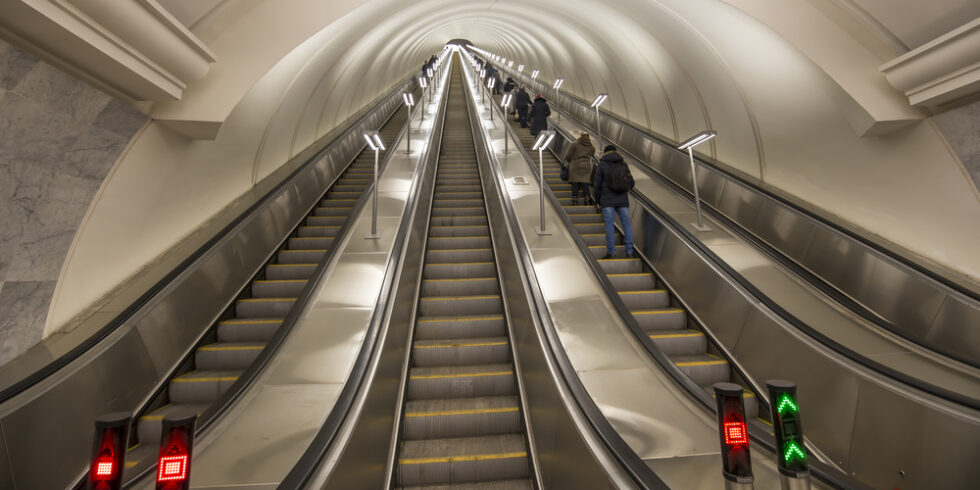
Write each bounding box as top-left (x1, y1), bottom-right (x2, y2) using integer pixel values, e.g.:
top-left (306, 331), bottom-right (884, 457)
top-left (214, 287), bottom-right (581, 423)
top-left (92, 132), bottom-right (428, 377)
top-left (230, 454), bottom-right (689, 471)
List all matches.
top-left (494, 62), bottom-right (980, 303)
top-left (0, 74), bottom-right (418, 407)
top-left (463, 60), bottom-right (669, 490)
top-left (277, 63), bottom-right (452, 490)
top-left (591, 133), bottom-right (980, 410)
top-left (587, 129), bottom-right (980, 369)
top-left (540, 123), bottom-right (868, 489)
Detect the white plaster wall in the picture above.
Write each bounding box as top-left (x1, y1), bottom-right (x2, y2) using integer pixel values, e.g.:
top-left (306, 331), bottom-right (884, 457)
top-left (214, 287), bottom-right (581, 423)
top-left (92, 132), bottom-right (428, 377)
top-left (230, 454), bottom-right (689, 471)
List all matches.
top-left (47, 0), bottom-right (980, 334)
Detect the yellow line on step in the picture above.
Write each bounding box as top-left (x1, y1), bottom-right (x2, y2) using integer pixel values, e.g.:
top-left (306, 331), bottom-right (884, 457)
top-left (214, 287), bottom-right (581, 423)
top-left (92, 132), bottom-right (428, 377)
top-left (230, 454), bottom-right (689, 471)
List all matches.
top-left (675, 359), bottom-right (727, 367)
top-left (421, 295), bottom-right (500, 301)
top-left (199, 344), bottom-right (264, 352)
top-left (220, 319), bottom-right (282, 325)
top-left (239, 297), bottom-right (296, 302)
top-left (415, 341), bottom-right (508, 349)
top-left (417, 315), bottom-right (504, 323)
top-left (410, 370), bottom-right (512, 380)
top-left (619, 290), bottom-right (665, 295)
top-left (398, 452), bottom-right (527, 465)
top-left (632, 308), bottom-right (684, 315)
top-left (405, 407), bottom-right (519, 417)
top-left (649, 332), bottom-right (703, 339)
top-left (423, 277), bottom-right (496, 282)
top-left (172, 376), bottom-right (239, 383)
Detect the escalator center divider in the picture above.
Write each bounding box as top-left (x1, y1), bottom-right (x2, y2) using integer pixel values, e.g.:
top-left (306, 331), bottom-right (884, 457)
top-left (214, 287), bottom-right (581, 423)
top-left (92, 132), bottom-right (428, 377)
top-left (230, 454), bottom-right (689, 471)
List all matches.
top-left (390, 54), bottom-right (534, 490)
top-left (119, 96), bottom-right (416, 483)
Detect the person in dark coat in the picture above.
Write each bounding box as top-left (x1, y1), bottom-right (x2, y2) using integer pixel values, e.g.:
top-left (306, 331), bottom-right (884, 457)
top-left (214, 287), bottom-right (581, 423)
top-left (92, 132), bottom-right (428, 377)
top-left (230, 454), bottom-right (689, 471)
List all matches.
top-left (593, 145), bottom-right (634, 258)
top-left (503, 77), bottom-right (516, 95)
top-left (492, 72), bottom-right (503, 95)
top-left (527, 95), bottom-right (551, 136)
top-left (515, 86), bottom-right (532, 128)
top-left (562, 132), bottom-right (596, 205)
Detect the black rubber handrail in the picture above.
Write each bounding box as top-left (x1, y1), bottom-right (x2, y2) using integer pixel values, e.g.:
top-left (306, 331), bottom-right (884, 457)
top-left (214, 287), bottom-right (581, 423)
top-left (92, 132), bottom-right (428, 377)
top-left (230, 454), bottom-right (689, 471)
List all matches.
top-left (496, 61), bottom-right (980, 302)
top-left (120, 83), bottom-right (425, 488)
top-left (618, 138), bottom-right (980, 369)
top-left (464, 62), bottom-right (669, 489)
top-left (538, 123), bottom-right (868, 489)
top-left (0, 75), bottom-right (417, 406)
top-left (277, 64), bottom-right (451, 490)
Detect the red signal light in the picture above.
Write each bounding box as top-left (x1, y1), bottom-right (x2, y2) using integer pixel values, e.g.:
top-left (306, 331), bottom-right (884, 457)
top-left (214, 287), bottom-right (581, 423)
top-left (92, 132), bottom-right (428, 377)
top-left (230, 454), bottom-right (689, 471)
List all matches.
top-left (88, 413), bottom-right (130, 490)
top-left (94, 458), bottom-right (115, 479)
top-left (723, 418), bottom-right (749, 447)
top-left (155, 413), bottom-right (196, 490)
top-left (157, 455), bottom-right (189, 482)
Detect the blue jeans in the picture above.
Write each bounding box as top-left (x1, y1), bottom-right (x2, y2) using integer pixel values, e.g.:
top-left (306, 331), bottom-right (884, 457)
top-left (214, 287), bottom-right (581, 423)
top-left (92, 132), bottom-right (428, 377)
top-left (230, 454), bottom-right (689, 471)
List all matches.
top-left (601, 206), bottom-right (634, 256)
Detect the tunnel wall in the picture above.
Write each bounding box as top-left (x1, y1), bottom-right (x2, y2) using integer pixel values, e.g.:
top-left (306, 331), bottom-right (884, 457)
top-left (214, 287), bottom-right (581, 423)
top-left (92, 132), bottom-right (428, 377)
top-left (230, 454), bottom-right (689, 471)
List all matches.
top-left (9, 0), bottom-right (976, 346)
top-left (0, 39), bottom-right (146, 366)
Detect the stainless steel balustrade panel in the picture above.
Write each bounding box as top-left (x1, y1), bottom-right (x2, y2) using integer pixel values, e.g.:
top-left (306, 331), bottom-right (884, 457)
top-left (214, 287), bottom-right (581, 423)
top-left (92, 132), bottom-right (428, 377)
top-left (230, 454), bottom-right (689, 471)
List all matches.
top-left (0, 80), bottom-right (410, 490)
top-left (497, 64), bottom-right (980, 364)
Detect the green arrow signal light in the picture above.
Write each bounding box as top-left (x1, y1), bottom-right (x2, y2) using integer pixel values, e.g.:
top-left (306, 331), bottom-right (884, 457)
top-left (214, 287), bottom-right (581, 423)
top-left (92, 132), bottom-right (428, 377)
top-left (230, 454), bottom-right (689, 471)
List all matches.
top-left (777, 393), bottom-right (799, 415)
top-left (783, 441), bottom-right (806, 463)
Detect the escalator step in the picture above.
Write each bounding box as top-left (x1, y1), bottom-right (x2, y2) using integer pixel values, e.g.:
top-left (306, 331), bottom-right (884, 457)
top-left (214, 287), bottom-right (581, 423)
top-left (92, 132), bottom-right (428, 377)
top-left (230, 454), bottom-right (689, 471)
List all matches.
top-left (252, 279), bottom-right (307, 297)
top-left (431, 206), bottom-right (486, 217)
top-left (265, 263), bottom-right (316, 279)
top-left (235, 297), bottom-right (296, 317)
top-left (278, 249), bottom-right (326, 263)
top-left (396, 434), bottom-right (529, 486)
top-left (402, 396), bottom-right (521, 440)
top-left (398, 479), bottom-right (533, 490)
top-left (423, 261), bottom-right (496, 280)
top-left (169, 370), bottom-right (240, 403)
top-left (415, 315), bottom-right (507, 340)
top-left (287, 236), bottom-right (335, 249)
top-left (597, 258), bottom-right (643, 274)
top-left (217, 318), bottom-right (281, 342)
top-left (426, 248), bottom-right (494, 263)
top-left (421, 277), bottom-right (499, 297)
top-left (419, 294), bottom-right (503, 316)
top-left (297, 225), bottom-right (342, 237)
top-left (632, 307), bottom-right (687, 330)
top-left (618, 289), bottom-right (669, 310)
top-left (136, 402), bottom-right (209, 444)
top-left (306, 216), bottom-right (348, 226)
top-left (674, 354), bottom-right (731, 385)
top-left (428, 236), bottom-right (492, 250)
top-left (607, 272), bottom-right (657, 290)
top-left (412, 337), bottom-right (510, 367)
top-left (429, 225), bottom-right (491, 237)
top-left (408, 364), bottom-right (516, 400)
top-left (195, 342), bottom-right (265, 370)
top-left (649, 329), bottom-right (707, 356)
top-left (429, 215), bottom-right (488, 227)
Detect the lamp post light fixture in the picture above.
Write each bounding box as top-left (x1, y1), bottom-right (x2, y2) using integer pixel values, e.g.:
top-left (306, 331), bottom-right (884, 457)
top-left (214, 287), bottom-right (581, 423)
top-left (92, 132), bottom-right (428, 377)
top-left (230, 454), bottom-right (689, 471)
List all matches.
top-left (518, 64), bottom-right (524, 73)
top-left (501, 93), bottom-right (513, 153)
top-left (402, 92), bottom-right (415, 153)
top-left (677, 130), bottom-right (717, 231)
top-left (553, 78), bottom-right (564, 123)
top-left (532, 130), bottom-right (557, 235)
top-left (591, 92), bottom-right (608, 152)
top-left (363, 131), bottom-right (385, 239)
top-left (531, 70), bottom-right (539, 89)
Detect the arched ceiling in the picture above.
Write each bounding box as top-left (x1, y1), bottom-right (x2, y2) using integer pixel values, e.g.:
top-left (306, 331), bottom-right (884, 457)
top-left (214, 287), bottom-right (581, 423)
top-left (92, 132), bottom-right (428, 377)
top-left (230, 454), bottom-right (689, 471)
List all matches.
top-left (48, 0), bottom-right (980, 332)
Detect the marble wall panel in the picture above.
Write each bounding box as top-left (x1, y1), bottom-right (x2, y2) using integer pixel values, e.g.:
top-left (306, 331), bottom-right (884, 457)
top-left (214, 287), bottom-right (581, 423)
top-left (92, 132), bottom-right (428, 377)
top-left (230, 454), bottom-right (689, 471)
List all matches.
top-left (0, 38), bottom-right (147, 367)
top-left (0, 281), bottom-right (55, 366)
top-left (934, 99), bottom-right (980, 192)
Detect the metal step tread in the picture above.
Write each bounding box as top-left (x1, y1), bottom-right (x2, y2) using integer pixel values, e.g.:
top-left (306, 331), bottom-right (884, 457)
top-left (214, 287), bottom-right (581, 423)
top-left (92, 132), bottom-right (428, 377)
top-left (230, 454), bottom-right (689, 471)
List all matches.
top-left (398, 434), bottom-right (528, 464)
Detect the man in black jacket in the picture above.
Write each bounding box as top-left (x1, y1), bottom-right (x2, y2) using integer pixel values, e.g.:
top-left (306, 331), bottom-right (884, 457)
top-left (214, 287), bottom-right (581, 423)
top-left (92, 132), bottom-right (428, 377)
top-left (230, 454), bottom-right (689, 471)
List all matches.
top-left (593, 145), bottom-right (635, 258)
top-left (527, 95), bottom-right (550, 136)
top-left (514, 86), bottom-right (532, 128)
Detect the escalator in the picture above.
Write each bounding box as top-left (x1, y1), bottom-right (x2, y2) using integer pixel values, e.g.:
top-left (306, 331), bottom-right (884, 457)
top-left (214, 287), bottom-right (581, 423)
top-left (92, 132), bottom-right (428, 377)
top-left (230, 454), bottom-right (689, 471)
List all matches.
top-left (505, 114), bottom-right (759, 420)
top-left (393, 57), bottom-right (533, 489)
top-left (124, 109), bottom-right (409, 470)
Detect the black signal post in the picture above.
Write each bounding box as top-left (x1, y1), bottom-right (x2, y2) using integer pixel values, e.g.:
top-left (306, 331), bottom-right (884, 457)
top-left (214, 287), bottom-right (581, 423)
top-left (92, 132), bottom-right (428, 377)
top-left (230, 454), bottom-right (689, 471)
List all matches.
top-left (767, 380), bottom-right (811, 490)
top-left (88, 412), bottom-right (131, 490)
top-left (714, 382), bottom-right (755, 489)
top-left (155, 413), bottom-right (197, 490)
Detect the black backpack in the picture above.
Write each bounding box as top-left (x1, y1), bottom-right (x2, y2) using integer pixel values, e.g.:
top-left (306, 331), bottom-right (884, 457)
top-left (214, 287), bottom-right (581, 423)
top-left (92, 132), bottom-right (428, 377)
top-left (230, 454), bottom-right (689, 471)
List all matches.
top-left (608, 161), bottom-right (634, 193)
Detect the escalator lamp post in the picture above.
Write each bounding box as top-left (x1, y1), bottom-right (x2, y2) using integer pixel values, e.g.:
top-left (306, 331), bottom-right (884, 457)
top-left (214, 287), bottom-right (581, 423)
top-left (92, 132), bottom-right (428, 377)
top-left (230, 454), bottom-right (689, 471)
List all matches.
top-left (713, 382), bottom-right (754, 489)
top-left (767, 380), bottom-right (811, 487)
top-left (501, 93), bottom-right (513, 154)
top-left (553, 78), bottom-right (564, 123)
top-left (487, 78), bottom-right (496, 123)
top-left (418, 76), bottom-right (428, 127)
top-left (363, 131), bottom-right (385, 239)
top-left (402, 92), bottom-right (415, 154)
top-left (677, 130), bottom-right (717, 232)
top-left (532, 131), bottom-right (556, 235)
top-left (88, 412), bottom-right (130, 490)
top-left (155, 413), bottom-right (196, 490)
top-left (591, 93), bottom-right (608, 152)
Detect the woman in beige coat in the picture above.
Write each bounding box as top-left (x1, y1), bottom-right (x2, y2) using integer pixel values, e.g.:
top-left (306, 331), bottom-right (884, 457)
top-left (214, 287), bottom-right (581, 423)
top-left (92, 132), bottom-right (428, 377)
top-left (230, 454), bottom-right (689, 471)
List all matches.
top-left (562, 132), bottom-right (597, 205)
